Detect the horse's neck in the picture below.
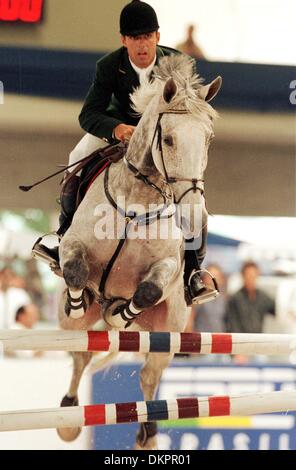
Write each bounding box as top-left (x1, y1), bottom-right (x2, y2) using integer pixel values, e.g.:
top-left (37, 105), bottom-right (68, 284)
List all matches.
top-left (108, 157), bottom-right (164, 209)
top-left (107, 114), bottom-right (164, 207)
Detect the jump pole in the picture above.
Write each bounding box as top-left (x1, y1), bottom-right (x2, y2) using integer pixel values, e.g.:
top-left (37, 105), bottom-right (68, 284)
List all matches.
top-left (1, 330), bottom-right (296, 355)
top-left (0, 390), bottom-right (296, 432)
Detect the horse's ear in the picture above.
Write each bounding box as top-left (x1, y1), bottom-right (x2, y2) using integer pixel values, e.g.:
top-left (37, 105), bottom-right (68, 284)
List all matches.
top-left (199, 76), bottom-right (222, 102)
top-left (163, 78), bottom-right (177, 103)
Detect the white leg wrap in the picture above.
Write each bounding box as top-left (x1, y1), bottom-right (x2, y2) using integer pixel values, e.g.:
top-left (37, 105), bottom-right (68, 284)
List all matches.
top-left (68, 289), bottom-right (85, 319)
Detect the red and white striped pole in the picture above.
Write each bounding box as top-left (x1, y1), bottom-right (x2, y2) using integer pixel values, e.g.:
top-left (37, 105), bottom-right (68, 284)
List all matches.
top-left (0, 390), bottom-right (296, 432)
top-left (1, 330), bottom-right (296, 355)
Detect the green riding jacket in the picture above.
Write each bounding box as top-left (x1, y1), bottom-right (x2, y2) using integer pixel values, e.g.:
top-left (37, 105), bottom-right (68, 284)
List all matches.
top-left (79, 45), bottom-right (180, 143)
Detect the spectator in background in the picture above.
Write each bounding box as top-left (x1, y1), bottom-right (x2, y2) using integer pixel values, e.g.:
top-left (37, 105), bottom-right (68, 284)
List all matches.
top-left (6, 304), bottom-right (42, 358)
top-left (176, 24), bottom-right (206, 60)
top-left (24, 259), bottom-right (46, 313)
top-left (224, 261), bottom-right (275, 334)
top-left (13, 304), bottom-right (40, 330)
top-left (0, 267), bottom-right (31, 329)
top-left (188, 264), bottom-right (227, 332)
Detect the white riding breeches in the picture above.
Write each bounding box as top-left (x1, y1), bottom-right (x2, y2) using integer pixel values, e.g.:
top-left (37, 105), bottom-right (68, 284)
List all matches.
top-left (69, 133), bottom-right (108, 174)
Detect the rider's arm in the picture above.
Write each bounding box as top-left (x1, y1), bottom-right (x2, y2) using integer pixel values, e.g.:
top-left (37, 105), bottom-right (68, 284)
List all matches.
top-left (79, 59), bottom-right (123, 143)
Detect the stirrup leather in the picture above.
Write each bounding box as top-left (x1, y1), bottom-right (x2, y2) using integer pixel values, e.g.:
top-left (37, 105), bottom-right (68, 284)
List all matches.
top-left (188, 269), bottom-right (220, 305)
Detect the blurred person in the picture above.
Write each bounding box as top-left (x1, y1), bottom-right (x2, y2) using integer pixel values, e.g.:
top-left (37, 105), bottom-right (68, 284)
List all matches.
top-left (0, 265), bottom-right (26, 289)
top-left (188, 264), bottom-right (227, 332)
top-left (13, 303), bottom-right (40, 330)
top-left (24, 258), bottom-right (46, 313)
top-left (8, 271), bottom-right (26, 289)
top-left (176, 24), bottom-right (206, 60)
top-left (32, 0), bottom-right (215, 306)
top-left (0, 267), bottom-right (13, 289)
top-left (224, 261), bottom-right (275, 334)
top-left (0, 267), bottom-right (31, 329)
top-left (7, 304), bottom-right (42, 358)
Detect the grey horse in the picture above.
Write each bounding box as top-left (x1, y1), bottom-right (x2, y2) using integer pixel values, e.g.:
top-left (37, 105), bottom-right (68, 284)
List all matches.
top-left (57, 55), bottom-right (221, 449)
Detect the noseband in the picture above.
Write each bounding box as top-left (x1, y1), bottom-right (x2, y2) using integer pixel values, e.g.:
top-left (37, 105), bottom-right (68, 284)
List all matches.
top-left (125, 110), bottom-right (205, 205)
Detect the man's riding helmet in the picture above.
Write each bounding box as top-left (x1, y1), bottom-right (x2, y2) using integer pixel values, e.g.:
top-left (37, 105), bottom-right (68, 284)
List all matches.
top-left (120, 0), bottom-right (159, 37)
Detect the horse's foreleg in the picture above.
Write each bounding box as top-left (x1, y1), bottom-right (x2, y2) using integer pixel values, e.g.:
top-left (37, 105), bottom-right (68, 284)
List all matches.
top-left (135, 352), bottom-right (173, 450)
top-left (60, 236), bottom-right (92, 319)
top-left (104, 257), bottom-right (178, 328)
top-left (57, 351), bottom-right (92, 442)
top-left (133, 257), bottom-right (178, 309)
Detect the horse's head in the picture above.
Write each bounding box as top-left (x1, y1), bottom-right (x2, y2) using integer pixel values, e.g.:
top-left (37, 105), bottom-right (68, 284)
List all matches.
top-left (129, 56), bottom-right (221, 207)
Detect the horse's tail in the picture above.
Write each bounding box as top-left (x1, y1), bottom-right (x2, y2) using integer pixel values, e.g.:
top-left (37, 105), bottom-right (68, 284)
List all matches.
top-left (88, 351), bottom-right (119, 374)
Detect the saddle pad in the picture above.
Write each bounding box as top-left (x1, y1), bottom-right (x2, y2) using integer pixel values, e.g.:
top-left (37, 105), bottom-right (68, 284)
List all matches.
top-left (77, 159), bottom-right (112, 205)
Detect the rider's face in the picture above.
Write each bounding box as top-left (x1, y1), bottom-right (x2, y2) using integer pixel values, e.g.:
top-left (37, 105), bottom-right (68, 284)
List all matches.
top-left (121, 31), bottom-right (160, 69)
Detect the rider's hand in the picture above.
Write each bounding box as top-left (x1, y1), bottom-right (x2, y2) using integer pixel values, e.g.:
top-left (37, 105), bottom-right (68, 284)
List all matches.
top-left (114, 124), bottom-right (136, 142)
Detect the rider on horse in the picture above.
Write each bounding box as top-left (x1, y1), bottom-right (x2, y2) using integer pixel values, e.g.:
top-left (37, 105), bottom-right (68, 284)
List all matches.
top-left (32, 0), bottom-right (216, 306)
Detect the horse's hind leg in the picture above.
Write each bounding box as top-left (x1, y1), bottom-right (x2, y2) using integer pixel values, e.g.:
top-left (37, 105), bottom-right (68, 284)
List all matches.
top-left (135, 290), bottom-right (189, 450)
top-left (57, 351), bottom-right (92, 442)
top-left (60, 235), bottom-right (92, 319)
top-left (135, 352), bottom-right (173, 450)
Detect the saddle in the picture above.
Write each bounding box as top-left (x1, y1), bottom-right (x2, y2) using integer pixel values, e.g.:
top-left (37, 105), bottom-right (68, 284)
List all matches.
top-left (62, 141), bottom-right (128, 211)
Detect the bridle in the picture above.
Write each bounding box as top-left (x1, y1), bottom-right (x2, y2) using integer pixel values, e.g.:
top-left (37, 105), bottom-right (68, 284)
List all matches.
top-left (124, 110), bottom-right (205, 205)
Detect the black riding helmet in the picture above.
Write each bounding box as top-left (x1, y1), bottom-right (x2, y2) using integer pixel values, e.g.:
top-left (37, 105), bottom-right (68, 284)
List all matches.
top-left (120, 0), bottom-right (159, 37)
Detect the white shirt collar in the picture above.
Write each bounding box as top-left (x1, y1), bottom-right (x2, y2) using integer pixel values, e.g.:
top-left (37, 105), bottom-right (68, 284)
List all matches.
top-left (129, 56), bottom-right (157, 84)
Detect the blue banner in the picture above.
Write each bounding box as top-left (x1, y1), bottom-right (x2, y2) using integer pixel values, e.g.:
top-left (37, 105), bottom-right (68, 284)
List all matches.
top-left (92, 362), bottom-right (296, 450)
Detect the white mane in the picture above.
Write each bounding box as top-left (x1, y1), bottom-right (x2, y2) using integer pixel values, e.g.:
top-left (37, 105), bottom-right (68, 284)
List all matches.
top-left (130, 55), bottom-right (218, 120)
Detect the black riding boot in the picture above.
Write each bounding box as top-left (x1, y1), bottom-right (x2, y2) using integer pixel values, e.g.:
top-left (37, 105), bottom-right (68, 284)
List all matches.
top-left (32, 174), bottom-right (81, 267)
top-left (183, 226), bottom-right (219, 306)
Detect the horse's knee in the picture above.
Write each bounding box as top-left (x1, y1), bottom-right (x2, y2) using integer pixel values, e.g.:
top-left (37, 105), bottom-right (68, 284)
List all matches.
top-left (63, 258), bottom-right (89, 289)
top-left (133, 281), bottom-right (163, 309)
top-left (61, 239), bottom-right (89, 290)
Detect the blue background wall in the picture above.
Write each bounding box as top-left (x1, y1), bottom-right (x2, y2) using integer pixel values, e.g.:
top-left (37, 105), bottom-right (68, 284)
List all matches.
top-left (1, 46), bottom-right (295, 111)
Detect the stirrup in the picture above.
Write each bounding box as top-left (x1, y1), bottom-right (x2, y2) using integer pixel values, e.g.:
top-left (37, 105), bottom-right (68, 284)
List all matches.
top-left (188, 269), bottom-right (220, 305)
top-left (31, 232), bottom-right (61, 272)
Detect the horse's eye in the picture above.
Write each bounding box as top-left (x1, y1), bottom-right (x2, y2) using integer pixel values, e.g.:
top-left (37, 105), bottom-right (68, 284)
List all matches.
top-left (164, 135), bottom-right (173, 146)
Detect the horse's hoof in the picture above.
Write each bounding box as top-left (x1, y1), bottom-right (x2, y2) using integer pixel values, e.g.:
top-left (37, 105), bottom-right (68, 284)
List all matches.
top-left (57, 426), bottom-right (82, 442)
top-left (103, 299), bottom-right (132, 329)
top-left (135, 422), bottom-right (158, 450)
top-left (134, 437), bottom-right (158, 450)
top-left (56, 395), bottom-right (82, 442)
